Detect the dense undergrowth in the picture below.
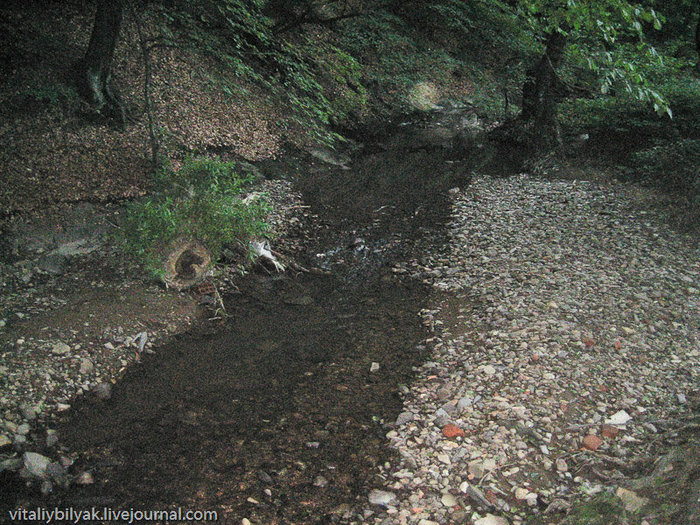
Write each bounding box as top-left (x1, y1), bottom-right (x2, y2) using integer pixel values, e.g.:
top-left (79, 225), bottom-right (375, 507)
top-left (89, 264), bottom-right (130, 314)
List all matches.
top-left (117, 157), bottom-right (269, 280)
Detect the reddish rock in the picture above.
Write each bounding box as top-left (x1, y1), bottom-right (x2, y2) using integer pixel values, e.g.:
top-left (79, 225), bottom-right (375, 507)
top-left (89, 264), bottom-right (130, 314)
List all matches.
top-left (582, 337), bottom-right (596, 347)
top-left (442, 424), bottom-right (466, 439)
top-left (582, 434), bottom-right (603, 451)
top-left (601, 424), bottom-right (619, 439)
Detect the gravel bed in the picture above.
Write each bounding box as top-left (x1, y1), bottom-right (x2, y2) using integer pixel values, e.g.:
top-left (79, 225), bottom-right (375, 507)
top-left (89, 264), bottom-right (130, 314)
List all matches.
top-left (363, 174), bottom-right (699, 525)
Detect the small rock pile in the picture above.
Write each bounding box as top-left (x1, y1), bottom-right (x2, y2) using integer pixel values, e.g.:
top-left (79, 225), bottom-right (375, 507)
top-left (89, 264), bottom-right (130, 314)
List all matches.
top-left (362, 174), bottom-right (699, 524)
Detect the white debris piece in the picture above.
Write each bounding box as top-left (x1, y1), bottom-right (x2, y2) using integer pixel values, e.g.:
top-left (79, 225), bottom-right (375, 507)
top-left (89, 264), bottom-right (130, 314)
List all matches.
top-left (250, 240), bottom-right (285, 272)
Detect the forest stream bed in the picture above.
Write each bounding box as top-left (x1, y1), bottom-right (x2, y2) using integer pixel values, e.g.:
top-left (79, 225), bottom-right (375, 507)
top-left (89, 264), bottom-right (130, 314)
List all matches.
top-left (1, 109), bottom-right (699, 525)
top-left (0, 110), bottom-right (478, 523)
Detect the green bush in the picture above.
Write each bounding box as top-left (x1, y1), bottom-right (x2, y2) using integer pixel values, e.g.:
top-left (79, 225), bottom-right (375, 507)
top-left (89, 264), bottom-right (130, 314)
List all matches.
top-left (118, 157), bottom-right (269, 279)
top-left (630, 138), bottom-right (700, 195)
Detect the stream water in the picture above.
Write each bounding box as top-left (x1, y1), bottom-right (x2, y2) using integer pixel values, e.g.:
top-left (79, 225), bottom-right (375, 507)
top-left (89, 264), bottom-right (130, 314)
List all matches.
top-left (6, 109), bottom-right (492, 523)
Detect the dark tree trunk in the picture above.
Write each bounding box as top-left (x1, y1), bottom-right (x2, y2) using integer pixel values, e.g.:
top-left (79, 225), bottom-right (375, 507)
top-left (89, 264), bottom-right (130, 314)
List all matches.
top-left (520, 31), bottom-right (567, 150)
top-left (695, 11), bottom-right (700, 70)
top-left (76, 0), bottom-right (125, 128)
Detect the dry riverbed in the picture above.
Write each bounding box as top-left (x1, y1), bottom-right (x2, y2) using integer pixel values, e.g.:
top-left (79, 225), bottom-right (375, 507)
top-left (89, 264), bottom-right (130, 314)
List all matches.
top-left (363, 174), bottom-right (699, 525)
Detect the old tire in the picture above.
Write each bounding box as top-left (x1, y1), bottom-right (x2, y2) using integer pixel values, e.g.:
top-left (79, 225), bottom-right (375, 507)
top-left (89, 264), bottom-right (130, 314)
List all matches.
top-left (162, 237), bottom-right (211, 291)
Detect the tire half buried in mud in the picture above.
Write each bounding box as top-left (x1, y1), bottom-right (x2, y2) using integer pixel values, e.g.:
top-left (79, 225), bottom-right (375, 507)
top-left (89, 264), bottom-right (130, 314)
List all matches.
top-left (162, 237), bottom-right (211, 290)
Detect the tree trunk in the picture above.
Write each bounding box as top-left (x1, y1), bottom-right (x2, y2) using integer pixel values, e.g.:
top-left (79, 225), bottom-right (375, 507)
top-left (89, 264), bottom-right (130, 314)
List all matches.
top-left (695, 11), bottom-right (700, 71)
top-left (76, 0), bottom-right (125, 129)
top-left (521, 31), bottom-right (567, 151)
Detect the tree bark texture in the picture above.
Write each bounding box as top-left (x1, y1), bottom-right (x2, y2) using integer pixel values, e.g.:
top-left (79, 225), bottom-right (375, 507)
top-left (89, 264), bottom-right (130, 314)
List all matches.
top-left (521, 31), bottom-right (567, 150)
top-left (76, 0), bottom-right (125, 128)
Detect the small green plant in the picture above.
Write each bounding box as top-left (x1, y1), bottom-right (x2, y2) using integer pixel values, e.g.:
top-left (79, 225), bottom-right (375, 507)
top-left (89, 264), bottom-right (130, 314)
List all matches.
top-left (630, 138), bottom-right (700, 193)
top-left (563, 493), bottom-right (626, 525)
top-left (25, 84), bottom-right (78, 106)
top-left (118, 156), bottom-right (269, 280)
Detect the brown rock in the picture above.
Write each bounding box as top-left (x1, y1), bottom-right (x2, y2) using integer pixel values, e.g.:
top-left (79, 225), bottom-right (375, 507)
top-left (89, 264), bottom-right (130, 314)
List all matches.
top-left (442, 423), bottom-right (466, 439)
top-left (601, 424), bottom-right (619, 439)
top-left (582, 434), bottom-right (603, 451)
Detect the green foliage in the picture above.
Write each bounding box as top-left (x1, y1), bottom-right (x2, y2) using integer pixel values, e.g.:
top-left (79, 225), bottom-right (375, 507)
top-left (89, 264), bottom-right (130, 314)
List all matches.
top-left (630, 138), bottom-right (700, 194)
top-left (561, 72), bottom-right (699, 223)
top-left (561, 493), bottom-right (625, 525)
top-left (11, 82), bottom-right (79, 115)
top-left (307, 42), bottom-right (368, 125)
top-left (152, 0), bottom-right (340, 145)
top-left (118, 157), bottom-right (269, 278)
top-left (517, 0), bottom-right (671, 116)
top-left (335, 12), bottom-right (468, 114)
top-left (561, 73), bottom-right (700, 138)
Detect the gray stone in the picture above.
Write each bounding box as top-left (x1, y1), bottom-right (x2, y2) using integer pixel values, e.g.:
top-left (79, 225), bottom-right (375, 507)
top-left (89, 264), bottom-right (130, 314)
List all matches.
top-left (52, 342), bottom-right (71, 355)
top-left (615, 487), bottom-right (648, 513)
top-left (20, 404), bottom-right (38, 421)
top-left (474, 514), bottom-right (509, 525)
top-left (46, 462), bottom-right (66, 481)
top-left (37, 254), bottom-right (66, 274)
top-left (368, 489), bottom-right (397, 507)
top-left (0, 434), bottom-right (11, 448)
top-left (482, 365), bottom-right (497, 376)
top-left (46, 429), bottom-right (58, 447)
top-left (434, 407), bottom-right (450, 427)
top-left (257, 470), bottom-right (272, 484)
top-left (457, 396), bottom-right (475, 409)
top-left (75, 471), bottom-right (95, 485)
top-left (24, 452), bottom-right (51, 479)
top-left (93, 382), bottom-right (112, 400)
top-left (16, 423), bottom-right (30, 436)
top-left (79, 358), bottom-right (94, 375)
top-left (395, 412), bottom-right (414, 426)
top-left (40, 480), bottom-right (53, 495)
top-left (0, 457), bottom-right (23, 472)
top-left (135, 332), bottom-right (148, 352)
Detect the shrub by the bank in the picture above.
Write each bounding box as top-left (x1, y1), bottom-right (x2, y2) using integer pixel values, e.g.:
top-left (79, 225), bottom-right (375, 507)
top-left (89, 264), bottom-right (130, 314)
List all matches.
top-left (118, 157), bottom-right (269, 281)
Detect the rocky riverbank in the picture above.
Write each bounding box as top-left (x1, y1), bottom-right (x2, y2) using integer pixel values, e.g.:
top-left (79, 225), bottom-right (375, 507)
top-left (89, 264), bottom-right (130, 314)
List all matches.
top-left (361, 174), bottom-right (699, 525)
top-left (0, 179), bottom-right (305, 498)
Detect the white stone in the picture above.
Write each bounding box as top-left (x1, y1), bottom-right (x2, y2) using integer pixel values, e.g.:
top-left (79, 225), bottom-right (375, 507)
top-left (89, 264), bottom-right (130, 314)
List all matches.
top-left (514, 488), bottom-right (529, 500)
top-left (606, 410), bottom-right (632, 425)
top-left (23, 452), bottom-right (51, 479)
top-left (474, 514), bottom-right (509, 525)
top-left (441, 493), bottom-right (457, 507)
